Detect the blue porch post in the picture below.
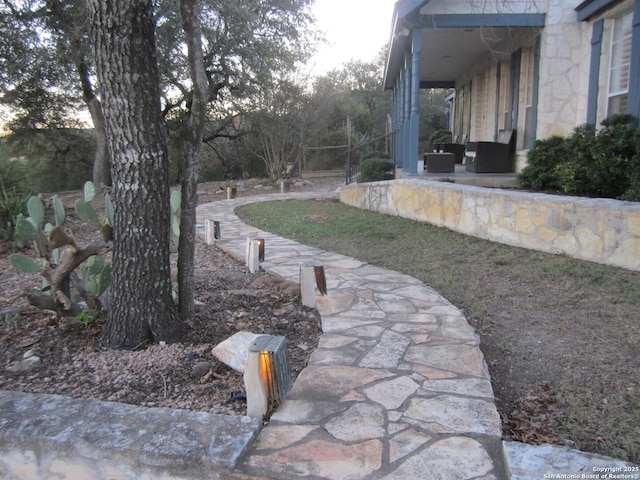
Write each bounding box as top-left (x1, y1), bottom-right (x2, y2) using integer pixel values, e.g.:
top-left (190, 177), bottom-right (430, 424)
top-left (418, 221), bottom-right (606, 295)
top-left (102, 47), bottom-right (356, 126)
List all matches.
top-left (407, 29), bottom-right (422, 175)
top-left (403, 54), bottom-right (411, 170)
top-left (394, 82), bottom-right (401, 167)
top-left (628, 0), bottom-right (640, 124)
top-left (397, 68), bottom-right (407, 169)
top-left (391, 86), bottom-right (395, 163)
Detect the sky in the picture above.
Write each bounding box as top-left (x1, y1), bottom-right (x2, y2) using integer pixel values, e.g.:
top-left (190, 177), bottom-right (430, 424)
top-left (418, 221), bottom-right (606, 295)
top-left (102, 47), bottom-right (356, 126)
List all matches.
top-left (308, 0), bottom-right (397, 74)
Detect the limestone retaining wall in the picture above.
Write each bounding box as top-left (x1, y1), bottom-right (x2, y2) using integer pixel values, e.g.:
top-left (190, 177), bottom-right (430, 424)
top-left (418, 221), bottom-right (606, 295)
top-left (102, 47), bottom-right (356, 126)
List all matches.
top-left (340, 179), bottom-right (640, 272)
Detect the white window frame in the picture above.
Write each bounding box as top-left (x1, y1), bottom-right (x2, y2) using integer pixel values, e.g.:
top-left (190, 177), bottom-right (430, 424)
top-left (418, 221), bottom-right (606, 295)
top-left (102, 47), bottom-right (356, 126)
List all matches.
top-left (607, 11), bottom-right (633, 116)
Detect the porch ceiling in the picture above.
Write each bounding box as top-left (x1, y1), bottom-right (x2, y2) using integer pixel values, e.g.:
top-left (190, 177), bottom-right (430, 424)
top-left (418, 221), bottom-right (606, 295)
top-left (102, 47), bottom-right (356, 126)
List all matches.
top-left (418, 26), bottom-right (518, 88)
top-left (384, 12), bottom-right (546, 90)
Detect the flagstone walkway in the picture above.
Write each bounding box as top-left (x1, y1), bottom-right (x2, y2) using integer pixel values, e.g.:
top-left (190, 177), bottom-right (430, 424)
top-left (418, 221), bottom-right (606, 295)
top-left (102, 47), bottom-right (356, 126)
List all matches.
top-left (197, 190), bottom-right (508, 479)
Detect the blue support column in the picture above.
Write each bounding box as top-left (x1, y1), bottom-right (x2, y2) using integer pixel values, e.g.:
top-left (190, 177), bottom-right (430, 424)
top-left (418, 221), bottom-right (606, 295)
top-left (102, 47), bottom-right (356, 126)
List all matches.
top-left (398, 70), bottom-right (406, 169)
top-left (408, 29), bottom-right (422, 176)
top-left (391, 86), bottom-right (400, 165)
top-left (587, 20), bottom-right (604, 125)
top-left (403, 55), bottom-right (411, 170)
top-left (628, 1), bottom-right (640, 124)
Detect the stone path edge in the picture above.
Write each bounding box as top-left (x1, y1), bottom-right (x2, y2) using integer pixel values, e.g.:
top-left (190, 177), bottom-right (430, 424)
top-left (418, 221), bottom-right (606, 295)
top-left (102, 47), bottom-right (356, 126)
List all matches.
top-left (0, 390), bottom-right (261, 479)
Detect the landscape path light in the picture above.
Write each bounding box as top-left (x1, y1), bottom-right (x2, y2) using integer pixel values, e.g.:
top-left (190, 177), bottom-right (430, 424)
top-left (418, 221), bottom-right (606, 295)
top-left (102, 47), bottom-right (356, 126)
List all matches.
top-left (204, 219), bottom-right (221, 244)
top-left (300, 260), bottom-right (327, 308)
top-left (243, 335), bottom-right (292, 420)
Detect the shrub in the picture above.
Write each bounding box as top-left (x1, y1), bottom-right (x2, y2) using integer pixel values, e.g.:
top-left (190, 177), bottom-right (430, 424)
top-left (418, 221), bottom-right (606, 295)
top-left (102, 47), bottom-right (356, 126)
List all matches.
top-left (0, 155), bottom-right (32, 193)
top-left (427, 129), bottom-right (452, 151)
top-left (518, 136), bottom-right (568, 191)
top-left (0, 159), bottom-right (32, 240)
top-left (563, 114), bottom-right (636, 198)
top-left (0, 185), bottom-right (30, 238)
top-left (358, 157), bottom-right (395, 183)
top-left (558, 123), bottom-right (599, 196)
top-left (592, 114), bottom-right (637, 198)
top-left (622, 128), bottom-right (640, 202)
top-left (519, 115), bottom-right (639, 200)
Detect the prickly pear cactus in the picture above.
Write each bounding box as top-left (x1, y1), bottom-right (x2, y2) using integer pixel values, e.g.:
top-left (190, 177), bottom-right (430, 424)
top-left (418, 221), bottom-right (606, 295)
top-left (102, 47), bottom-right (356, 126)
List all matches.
top-left (75, 181), bottom-right (113, 242)
top-left (8, 253), bottom-right (46, 274)
top-left (80, 255), bottom-right (112, 297)
top-left (9, 182), bottom-right (113, 316)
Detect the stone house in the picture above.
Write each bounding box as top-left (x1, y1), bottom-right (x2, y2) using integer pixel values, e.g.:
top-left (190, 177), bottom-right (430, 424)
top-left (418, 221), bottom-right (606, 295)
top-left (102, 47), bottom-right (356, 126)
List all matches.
top-left (384, 0), bottom-right (640, 174)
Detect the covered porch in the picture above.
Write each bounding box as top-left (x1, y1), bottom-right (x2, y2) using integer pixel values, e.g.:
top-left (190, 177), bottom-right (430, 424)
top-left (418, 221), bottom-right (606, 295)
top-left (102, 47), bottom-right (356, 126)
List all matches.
top-left (384, 0), bottom-right (546, 176)
top-left (404, 162), bottom-right (518, 188)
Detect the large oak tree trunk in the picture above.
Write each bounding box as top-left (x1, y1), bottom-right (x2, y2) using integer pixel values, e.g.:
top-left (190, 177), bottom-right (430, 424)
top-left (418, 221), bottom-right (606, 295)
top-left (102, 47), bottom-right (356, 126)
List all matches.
top-left (88, 0), bottom-right (184, 348)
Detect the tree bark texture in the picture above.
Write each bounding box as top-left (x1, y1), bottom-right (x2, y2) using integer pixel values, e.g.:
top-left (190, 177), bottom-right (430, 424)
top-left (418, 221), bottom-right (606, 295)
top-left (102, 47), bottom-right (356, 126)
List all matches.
top-left (88, 0), bottom-right (184, 347)
top-left (178, 0), bottom-right (208, 322)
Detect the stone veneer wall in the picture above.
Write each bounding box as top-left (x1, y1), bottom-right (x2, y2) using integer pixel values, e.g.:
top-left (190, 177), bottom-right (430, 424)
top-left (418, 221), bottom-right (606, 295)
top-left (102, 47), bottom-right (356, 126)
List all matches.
top-left (340, 179), bottom-right (640, 272)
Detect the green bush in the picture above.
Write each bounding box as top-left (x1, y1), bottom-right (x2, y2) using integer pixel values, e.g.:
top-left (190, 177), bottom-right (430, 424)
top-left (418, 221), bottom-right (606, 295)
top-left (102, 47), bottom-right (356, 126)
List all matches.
top-left (563, 115), bottom-right (636, 198)
top-left (519, 115), bottom-right (640, 200)
top-left (622, 128), bottom-right (640, 201)
top-left (0, 186), bottom-right (30, 240)
top-left (0, 158), bottom-right (32, 239)
top-left (0, 154), bottom-right (33, 193)
top-left (427, 129), bottom-right (452, 151)
top-left (595, 114), bottom-right (638, 198)
top-left (557, 123), bottom-right (599, 196)
top-left (518, 136), bottom-right (568, 191)
top-left (358, 157), bottom-right (395, 183)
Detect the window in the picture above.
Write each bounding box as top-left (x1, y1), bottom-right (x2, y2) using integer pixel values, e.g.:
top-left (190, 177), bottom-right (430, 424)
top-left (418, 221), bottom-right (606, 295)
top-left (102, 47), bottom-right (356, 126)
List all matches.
top-left (521, 48), bottom-right (535, 149)
top-left (607, 11), bottom-right (632, 115)
top-left (498, 61), bottom-right (511, 130)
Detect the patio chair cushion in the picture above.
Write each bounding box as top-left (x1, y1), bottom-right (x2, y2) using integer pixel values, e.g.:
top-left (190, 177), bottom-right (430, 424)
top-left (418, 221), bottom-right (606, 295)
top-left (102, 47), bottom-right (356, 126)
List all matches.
top-left (465, 129), bottom-right (514, 173)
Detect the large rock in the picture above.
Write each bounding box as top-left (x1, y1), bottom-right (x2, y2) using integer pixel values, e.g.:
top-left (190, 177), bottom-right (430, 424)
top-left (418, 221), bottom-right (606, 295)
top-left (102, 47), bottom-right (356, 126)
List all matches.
top-left (5, 356), bottom-right (41, 374)
top-left (212, 332), bottom-right (263, 373)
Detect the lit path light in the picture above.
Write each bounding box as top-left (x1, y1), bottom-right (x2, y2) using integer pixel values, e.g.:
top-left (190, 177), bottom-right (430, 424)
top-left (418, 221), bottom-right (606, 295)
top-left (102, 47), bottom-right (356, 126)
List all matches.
top-left (245, 237), bottom-right (264, 273)
top-left (244, 335), bottom-right (292, 420)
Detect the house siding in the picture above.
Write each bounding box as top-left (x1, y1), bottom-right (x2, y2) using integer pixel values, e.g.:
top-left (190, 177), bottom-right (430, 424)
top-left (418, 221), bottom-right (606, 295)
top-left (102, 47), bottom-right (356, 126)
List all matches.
top-left (531, 1), bottom-right (589, 139)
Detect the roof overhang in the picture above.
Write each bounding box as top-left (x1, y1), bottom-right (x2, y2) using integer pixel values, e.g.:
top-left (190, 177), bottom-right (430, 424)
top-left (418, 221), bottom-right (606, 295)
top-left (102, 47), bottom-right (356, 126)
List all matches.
top-left (383, 1), bottom-right (546, 90)
top-left (575, 0), bottom-right (621, 22)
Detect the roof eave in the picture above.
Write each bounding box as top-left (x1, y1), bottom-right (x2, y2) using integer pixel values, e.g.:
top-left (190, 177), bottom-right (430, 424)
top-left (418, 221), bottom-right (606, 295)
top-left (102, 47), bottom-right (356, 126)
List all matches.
top-left (383, 0), bottom-right (430, 90)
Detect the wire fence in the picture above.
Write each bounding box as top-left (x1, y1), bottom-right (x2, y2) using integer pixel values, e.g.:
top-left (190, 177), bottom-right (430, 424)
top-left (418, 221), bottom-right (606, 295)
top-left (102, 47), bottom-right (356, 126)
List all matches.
top-left (302, 131), bottom-right (394, 184)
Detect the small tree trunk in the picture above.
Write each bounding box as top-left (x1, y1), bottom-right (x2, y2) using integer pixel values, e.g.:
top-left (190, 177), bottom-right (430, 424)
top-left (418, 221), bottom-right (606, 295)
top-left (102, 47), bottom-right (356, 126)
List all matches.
top-left (89, 0), bottom-right (184, 348)
top-left (178, 0), bottom-right (209, 322)
top-left (77, 62), bottom-right (111, 194)
top-left (89, 99), bottom-right (110, 194)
